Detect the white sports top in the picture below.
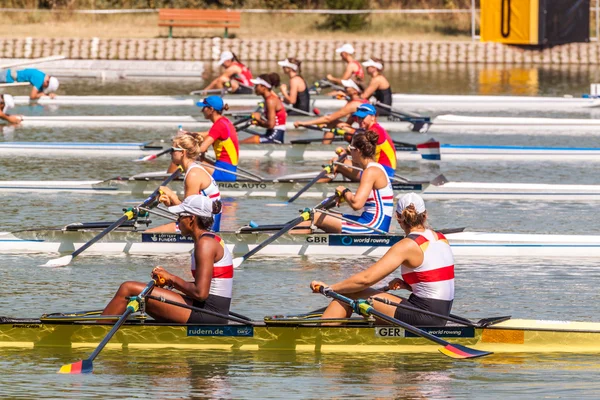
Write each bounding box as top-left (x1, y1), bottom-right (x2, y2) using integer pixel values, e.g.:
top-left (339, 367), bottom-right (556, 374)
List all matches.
top-left (363, 162), bottom-right (394, 218)
top-left (401, 229), bottom-right (455, 302)
top-left (191, 233), bottom-right (233, 299)
top-left (186, 163), bottom-right (221, 201)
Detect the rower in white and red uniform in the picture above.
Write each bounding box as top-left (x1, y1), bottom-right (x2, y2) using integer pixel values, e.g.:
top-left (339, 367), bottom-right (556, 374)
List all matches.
top-left (240, 73), bottom-right (287, 144)
top-left (310, 192), bottom-right (455, 327)
top-left (202, 51), bottom-right (254, 94)
top-left (102, 195), bottom-right (233, 325)
top-left (326, 43), bottom-right (364, 85)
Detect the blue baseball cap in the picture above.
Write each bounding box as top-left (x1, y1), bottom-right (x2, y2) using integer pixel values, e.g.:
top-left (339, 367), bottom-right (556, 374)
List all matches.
top-left (352, 103), bottom-right (377, 119)
top-left (196, 96), bottom-right (224, 111)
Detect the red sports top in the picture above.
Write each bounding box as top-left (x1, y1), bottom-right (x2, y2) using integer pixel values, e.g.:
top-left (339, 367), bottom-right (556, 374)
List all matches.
top-left (208, 117), bottom-right (239, 166)
top-left (369, 122), bottom-right (397, 171)
top-left (232, 62), bottom-right (253, 86)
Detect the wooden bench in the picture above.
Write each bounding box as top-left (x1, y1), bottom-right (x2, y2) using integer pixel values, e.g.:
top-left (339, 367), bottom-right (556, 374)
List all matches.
top-left (158, 9), bottom-right (241, 39)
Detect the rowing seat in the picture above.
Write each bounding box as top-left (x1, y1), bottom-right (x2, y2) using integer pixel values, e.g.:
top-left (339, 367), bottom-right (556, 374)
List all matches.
top-left (158, 9), bottom-right (241, 38)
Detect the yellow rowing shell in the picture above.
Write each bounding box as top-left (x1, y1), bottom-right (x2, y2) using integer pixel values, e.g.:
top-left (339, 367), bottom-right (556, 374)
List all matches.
top-left (2, 318), bottom-right (600, 354)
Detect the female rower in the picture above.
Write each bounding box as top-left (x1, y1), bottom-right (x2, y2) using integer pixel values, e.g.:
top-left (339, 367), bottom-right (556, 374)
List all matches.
top-left (294, 79), bottom-right (367, 144)
top-left (326, 43), bottom-right (364, 85)
top-left (0, 94), bottom-right (22, 124)
top-left (147, 131), bottom-right (222, 232)
top-left (278, 58), bottom-right (310, 115)
top-left (102, 195), bottom-right (233, 324)
top-left (203, 51), bottom-right (254, 95)
top-left (178, 96), bottom-right (239, 182)
top-left (361, 58), bottom-right (392, 116)
top-left (310, 192), bottom-right (455, 326)
top-left (308, 130), bottom-right (394, 234)
top-left (336, 103), bottom-right (397, 179)
top-left (240, 73), bottom-right (287, 144)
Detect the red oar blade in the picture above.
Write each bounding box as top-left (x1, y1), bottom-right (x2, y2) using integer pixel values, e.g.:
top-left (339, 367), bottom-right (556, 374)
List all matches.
top-left (439, 344), bottom-right (492, 359)
top-left (58, 359), bottom-right (93, 374)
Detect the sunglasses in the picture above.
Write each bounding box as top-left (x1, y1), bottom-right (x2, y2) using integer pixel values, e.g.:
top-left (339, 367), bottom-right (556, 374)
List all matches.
top-left (177, 212), bottom-right (193, 221)
top-left (348, 144), bottom-right (357, 151)
top-left (171, 147), bottom-right (184, 152)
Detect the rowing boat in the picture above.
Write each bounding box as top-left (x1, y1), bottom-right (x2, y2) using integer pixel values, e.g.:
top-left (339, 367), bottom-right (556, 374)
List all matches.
top-left (1, 314), bottom-right (599, 354)
top-left (0, 176), bottom-right (424, 199)
top-left (6, 141), bottom-right (600, 162)
top-left (391, 93), bottom-right (600, 112)
top-left (3, 227), bottom-right (600, 258)
top-left (8, 115), bottom-right (413, 131)
top-left (15, 93), bottom-right (600, 113)
top-left (4, 174), bottom-right (600, 201)
top-left (10, 114), bottom-right (600, 132)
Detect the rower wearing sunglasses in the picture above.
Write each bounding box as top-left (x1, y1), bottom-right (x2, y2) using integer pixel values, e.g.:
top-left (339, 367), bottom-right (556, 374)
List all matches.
top-left (305, 130), bottom-right (394, 234)
top-left (335, 103), bottom-right (397, 179)
top-left (102, 195), bottom-right (233, 325)
top-left (147, 131), bottom-right (222, 233)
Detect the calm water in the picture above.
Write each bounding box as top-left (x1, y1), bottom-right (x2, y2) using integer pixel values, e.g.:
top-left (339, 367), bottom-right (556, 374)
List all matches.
top-left (2, 63), bottom-right (600, 398)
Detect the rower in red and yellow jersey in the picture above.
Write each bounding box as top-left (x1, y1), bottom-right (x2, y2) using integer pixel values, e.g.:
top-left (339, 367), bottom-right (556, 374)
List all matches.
top-left (294, 79), bottom-right (368, 144)
top-left (197, 96), bottom-right (239, 182)
top-left (326, 43), bottom-right (364, 84)
top-left (336, 103), bottom-right (396, 179)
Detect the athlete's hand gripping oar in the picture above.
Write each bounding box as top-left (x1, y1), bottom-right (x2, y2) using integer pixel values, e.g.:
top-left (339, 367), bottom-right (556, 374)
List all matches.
top-left (43, 166), bottom-right (184, 268)
top-left (133, 146), bottom-right (173, 163)
top-left (313, 285), bottom-right (492, 359)
top-left (58, 277), bottom-right (164, 374)
top-left (286, 152), bottom-right (347, 204)
top-left (232, 194), bottom-right (339, 268)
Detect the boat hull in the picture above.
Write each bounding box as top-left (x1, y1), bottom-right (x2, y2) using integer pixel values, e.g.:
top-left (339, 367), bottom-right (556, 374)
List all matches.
top-left (3, 230), bottom-right (600, 258)
top-left (2, 318), bottom-right (600, 353)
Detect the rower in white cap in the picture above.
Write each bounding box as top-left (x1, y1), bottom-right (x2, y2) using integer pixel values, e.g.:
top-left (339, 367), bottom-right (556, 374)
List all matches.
top-left (294, 78), bottom-right (368, 143)
top-left (0, 68), bottom-right (59, 100)
top-left (0, 94), bottom-right (22, 124)
top-left (361, 58), bottom-right (392, 116)
top-left (326, 43), bottom-right (364, 85)
top-left (202, 51), bottom-right (254, 95)
top-left (278, 57), bottom-right (310, 115)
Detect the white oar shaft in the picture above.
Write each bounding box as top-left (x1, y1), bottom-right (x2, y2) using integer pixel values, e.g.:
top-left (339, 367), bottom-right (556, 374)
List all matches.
top-left (138, 206), bottom-right (177, 221)
top-left (332, 161), bottom-right (408, 183)
top-left (317, 208), bottom-right (389, 235)
top-left (199, 161), bottom-right (261, 182)
top-left (0, 55), bottom-right (66, 70)
top-left (0, 82), bottom-right (29, 88)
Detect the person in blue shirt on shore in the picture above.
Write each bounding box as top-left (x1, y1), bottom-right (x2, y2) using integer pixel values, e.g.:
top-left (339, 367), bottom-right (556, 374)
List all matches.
top-left (0, 68), bottom-right (59, 100)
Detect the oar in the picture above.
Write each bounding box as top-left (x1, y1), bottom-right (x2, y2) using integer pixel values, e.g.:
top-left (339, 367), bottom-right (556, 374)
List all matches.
top-left (58, 278), bottom-right (163, 374)
top-left (284, 104), bottom-right (319, 117)
top-left (202, 154), bottom-right (265, 182)
top-left (43, 166), bottom-right (184, 267)
top-left (315, 286), bottom-right (492, 359)
top-left (189, 88), bottom-right (228, 95)
top-left (286, 153), bottom-right (347, 204)
top-left (199, 161), bottom-right (261, 182)
top-left (374, 101), bottom-right (431, 133)
top-left (232, 194), bottom-right (339, 268)
top-left (133, 147), bottom-right (173, 163)
top-left (0, 55), bottom-right (65, 70)
top-left (331, 161), bottom-right (410, 184)
top-left (0, 82), bottom-right (29, 88)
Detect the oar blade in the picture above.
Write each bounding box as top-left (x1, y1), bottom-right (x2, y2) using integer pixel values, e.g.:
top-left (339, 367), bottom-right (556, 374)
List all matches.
top-left (41, 255), bottom-right (73, 268)
top-left (58, 359), bottom-right (93, 374)
top-left (439, 344), bottom-right (492, 359)
top-left (133, 154), bottom-right (155, 162)
top-left (232, 257), bottom-right (244, 269)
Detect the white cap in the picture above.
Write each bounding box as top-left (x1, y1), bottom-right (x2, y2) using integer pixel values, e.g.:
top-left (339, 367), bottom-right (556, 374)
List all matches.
top-left (341, 79), bottom-right (362, 93)
top-left (397, 193), bottom-right (426, 214)
top-left (362, 59), bottom-right (383, 70)
top-left (2, 94), bottom-right (14, 113)
top-left (168, 195), bottom-right (213, 217)
top-left (44, 76), bottom-right (59, 94)
top-left (336, 43), bottom-right (355, 54)
top-left (277, 59), bottom-right (298, 71)
top-left (217, 51), bottom-right (234, 66)
top-left (250, 77), bottom-right (272, 89)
